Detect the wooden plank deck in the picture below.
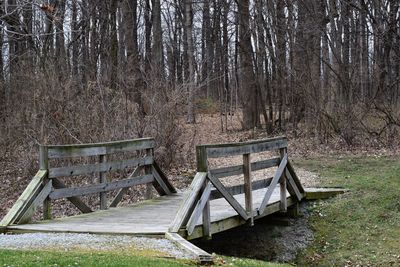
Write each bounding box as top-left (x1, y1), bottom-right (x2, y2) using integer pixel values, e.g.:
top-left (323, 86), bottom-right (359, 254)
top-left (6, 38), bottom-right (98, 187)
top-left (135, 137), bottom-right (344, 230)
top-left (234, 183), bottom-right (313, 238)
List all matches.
top-left (7, 185), bottom-right (290, 237)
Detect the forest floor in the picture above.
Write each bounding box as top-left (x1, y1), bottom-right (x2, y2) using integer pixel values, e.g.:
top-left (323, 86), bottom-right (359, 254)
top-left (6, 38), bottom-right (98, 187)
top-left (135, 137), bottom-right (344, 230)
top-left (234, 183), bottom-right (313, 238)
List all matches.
top-left (1, 112), bottom-right (399, 266)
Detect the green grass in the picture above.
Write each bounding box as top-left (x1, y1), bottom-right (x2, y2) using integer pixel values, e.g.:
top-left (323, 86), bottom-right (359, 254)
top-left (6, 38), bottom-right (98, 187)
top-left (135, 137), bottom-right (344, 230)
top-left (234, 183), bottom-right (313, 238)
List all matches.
top-left (0, 249), bottom-right (289, 267)
top-left (0, 249), bottom-right (193, 267)
top-left (294, 156), bottom-right (400, 266)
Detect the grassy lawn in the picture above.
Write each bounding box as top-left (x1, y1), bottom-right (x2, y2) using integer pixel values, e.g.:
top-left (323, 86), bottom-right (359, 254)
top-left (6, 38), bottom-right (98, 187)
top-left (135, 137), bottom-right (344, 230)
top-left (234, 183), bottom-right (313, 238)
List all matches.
top-left (0, 249), bottom-right (289, 267)
top-left (294, 156), bottom-right (400, 266)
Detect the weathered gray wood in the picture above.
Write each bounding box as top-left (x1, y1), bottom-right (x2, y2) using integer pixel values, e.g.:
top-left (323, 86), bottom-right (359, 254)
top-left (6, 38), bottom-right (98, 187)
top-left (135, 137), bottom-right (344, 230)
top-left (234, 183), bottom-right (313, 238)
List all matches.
top-left (39, 146), bottom-right (48, 170)
top-left (202, 196), bottom-right (211, 239)
top-left (99, 155), bottom-right (107, 210)
top-left (280, 177), bottom-right (287, 211)
top-left (48, 156), bottom-right (153, 178)
top-left (210, 177), bottom-right (273, 200)
top-left (243, 153), bottom-right (253, 226)
top-left (19, 181), bottom-right (53, 224)
top-left (304, 187), bottom-right (347, 200)
top-left (0, 170), bottom-right (48, 227)
top-left (169, 172), bottom-right (207, 233)
top-left (110, 188), bottom-right (128, 208)
top-left (152, 161), bottom-right (177, 193)
top-left (165, 232), bottom-right (213, 263)
top-left (109, 166), bottom-right (141, 208)
top-left (285, 169), bottom-right (303, 201)
top-left (203, 137), bottom-right (287, 158)
top-left (196, 146), bottom-right (208, 172)
top-left (52, 178), bottom-right (92, 213)
top-left (46, 138), bottom-right (155, 158)
top-left (258, 154), bottom-right (288, 215)
top-left (208, 157), bottom-right (280, 179)
top-left (49, 174), bottom-right (154, 199)
top-left (287, 159), bottom-right (305, 193)
top-left (209, 165), bottom-right (243, 179)
top-left (152, 165), bottom-right (171, 195)
top-left (10, 194), bottom-right (184, 235)
top-left (184, 194), bottom-right (298, 240)
top-left (9, 185), bottom-right (314, 238)
top-left (279, 149), bottom-right (287, 212)
top-left (186, 182), bottom-right (211, 235)
top-left (39, 146), bottom-right (51, 220)
top-left (207, 175), bottom-right (248, 220)
top-left (252, 157), bottom-right (281, 171)
top-left (145, 148), bottom-right (153, 199)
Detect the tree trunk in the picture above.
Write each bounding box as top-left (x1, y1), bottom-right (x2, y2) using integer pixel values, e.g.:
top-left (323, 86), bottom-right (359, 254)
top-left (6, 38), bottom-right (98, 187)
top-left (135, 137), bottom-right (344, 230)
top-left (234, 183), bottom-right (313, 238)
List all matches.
top-left (237, 0), bottom-right (259, 129)
top-left (185, 0), bottom-right (195, 123)
top-left (124, 0), bottom-right (146, 117)
top-left (152, 0), bottom-right (164, 78)
top-left (110, 0), bottom-right (119, 89)
top-left (276, 0), bottom-right (286, 129)
top-left (144, 0), bottom-right (152, 73)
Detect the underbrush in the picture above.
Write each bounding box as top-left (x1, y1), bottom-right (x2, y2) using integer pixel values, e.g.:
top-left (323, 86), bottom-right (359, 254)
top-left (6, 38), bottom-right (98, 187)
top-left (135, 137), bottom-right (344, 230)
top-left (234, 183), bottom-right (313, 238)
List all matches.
top-left (294, 156), bottom-right (400, 266)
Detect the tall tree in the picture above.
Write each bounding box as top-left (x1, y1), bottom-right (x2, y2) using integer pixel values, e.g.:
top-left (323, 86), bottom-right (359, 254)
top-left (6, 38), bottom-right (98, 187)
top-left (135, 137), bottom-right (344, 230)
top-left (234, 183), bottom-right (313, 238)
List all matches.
top-left (275, 0), bottom-right (286, 128)
top-left (152, 0), bottom-right (164, 78)
top-left (237, 0), bottom-right (259, 129)
top-left (0, 4), bottom-right (4, 125)
top-left (109, 0), bottom-right (119, 88)
top-left (124, 0), bottom-right (146, 116)
top-left (185, 0), bottom-right (195, 123)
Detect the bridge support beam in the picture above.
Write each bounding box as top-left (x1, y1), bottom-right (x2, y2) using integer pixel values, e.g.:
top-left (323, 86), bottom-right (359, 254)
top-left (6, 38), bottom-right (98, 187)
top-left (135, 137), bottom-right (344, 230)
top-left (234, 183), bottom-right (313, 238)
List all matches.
top-left (243, 153), bottom-right (254, 226)
top-left (165, 232), bottom-right (213, 264)
top-left (286, 202), bottom-right (300, 218)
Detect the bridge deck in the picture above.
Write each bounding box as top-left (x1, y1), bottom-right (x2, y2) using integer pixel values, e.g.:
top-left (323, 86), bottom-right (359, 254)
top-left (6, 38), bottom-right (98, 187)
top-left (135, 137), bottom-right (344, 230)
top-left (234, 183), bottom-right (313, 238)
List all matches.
top-left (7, 186), bottom-right (287, 236)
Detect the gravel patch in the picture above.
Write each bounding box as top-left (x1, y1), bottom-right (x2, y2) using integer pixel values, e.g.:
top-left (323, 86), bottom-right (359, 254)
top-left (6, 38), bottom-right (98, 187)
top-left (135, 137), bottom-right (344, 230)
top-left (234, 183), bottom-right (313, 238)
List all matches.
top-left (0, 233), bottom-right (192, 259)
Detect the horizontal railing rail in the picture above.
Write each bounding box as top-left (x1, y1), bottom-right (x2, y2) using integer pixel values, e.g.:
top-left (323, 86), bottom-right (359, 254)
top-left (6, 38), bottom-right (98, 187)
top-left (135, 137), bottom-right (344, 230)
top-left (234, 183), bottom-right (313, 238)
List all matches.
top-left (200, 136), bottom-right (287, 158)
top-left (48, 156), bottom-right (153, 178)
top-left (45, 138), bottom-right (155, 159)
top-left (1, 137), bottom-right (176, 227)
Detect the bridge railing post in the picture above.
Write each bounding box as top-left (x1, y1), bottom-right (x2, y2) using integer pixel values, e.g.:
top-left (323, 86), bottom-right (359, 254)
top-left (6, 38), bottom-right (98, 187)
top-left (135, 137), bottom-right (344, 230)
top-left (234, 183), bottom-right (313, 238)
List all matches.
top-left (196, 146), bottom-right (211, 239)
top-left (99, 154), bottom-right (107, 209)
top-left (145, 148), bottom-right (154, 199)
top-left (243, 153), bottom-right (253, 226)
top-left (201, 180), bottom-right (211, 239)
top-left (279, 147), bottom-right (287, 212)
top-left (39, 145), bottom-right (51, 220)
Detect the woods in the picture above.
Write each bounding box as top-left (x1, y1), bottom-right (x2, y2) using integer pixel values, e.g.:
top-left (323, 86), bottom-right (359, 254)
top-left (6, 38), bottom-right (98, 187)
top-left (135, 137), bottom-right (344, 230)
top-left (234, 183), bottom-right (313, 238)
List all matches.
top-left (0, 0), bottom-right (400, 154)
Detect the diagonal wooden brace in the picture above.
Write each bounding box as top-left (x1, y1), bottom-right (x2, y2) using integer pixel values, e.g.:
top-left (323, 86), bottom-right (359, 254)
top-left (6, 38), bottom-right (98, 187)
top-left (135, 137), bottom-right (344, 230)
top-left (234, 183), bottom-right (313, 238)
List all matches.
top-left (258, 154), bottom-right (288, 215)
top-left (186, 181), bottom-right (212, 235)
top-left (208, 174), bottom-right (248, 220)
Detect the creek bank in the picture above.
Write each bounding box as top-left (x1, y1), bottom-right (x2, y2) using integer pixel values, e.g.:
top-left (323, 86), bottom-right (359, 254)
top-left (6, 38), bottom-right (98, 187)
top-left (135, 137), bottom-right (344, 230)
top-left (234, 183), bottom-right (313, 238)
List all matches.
top-left (193, 202), bottom-right (313, 263)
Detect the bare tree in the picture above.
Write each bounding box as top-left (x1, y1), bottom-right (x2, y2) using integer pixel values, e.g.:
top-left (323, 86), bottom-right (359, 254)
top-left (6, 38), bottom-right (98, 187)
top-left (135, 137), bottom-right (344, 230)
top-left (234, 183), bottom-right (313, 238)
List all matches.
top-left (185, 0), bottom-right (195, 123)
top-left (237, 0), bottom-right (259, 129)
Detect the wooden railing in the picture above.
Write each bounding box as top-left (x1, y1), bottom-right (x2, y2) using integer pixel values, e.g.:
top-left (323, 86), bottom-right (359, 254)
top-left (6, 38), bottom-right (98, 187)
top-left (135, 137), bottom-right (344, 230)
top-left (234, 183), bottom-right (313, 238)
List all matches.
top-left (0, 138), bottom-right (176, 227)
top-left (169, 136), bottom-right (304, 238)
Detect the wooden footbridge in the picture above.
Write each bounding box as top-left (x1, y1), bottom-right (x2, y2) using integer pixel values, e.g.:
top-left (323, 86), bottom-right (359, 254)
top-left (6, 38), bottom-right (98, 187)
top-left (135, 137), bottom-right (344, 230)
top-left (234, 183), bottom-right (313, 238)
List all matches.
top-left (0, 137), bottom-right (345, 263)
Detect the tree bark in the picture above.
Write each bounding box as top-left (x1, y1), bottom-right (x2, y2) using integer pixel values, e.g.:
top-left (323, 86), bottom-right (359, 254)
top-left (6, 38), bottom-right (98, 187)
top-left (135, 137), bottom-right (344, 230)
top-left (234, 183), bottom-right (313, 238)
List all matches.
top-left (152, 0), bottom-right (164, 78)
top-left (185, 0), bottom-right (195, 123)
top-left (237, 0), bottom-right (259, 129)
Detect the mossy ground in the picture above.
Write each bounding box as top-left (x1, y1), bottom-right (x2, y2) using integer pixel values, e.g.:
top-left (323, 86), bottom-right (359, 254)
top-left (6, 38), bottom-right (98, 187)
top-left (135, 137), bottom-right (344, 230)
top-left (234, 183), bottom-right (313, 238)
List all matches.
top-left (295, 156), bottom-right (400, 266)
